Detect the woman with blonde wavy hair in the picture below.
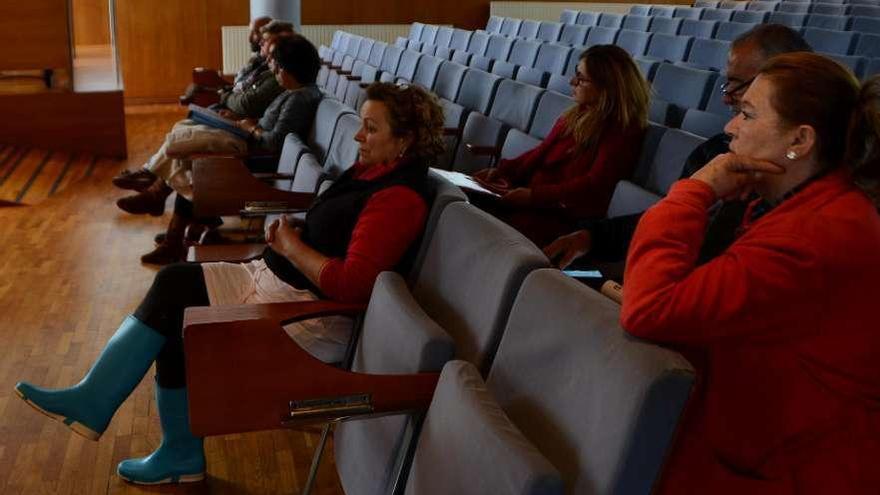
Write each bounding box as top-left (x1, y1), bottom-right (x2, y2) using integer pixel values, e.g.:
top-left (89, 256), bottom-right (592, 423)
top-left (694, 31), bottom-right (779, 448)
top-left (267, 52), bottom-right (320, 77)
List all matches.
top-left (474, 44), bottom-right (650, 245)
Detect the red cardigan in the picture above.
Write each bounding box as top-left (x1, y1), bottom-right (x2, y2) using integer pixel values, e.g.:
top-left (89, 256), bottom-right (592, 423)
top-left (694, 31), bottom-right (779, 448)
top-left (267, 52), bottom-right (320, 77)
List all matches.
top-left (622, 170), bottom-right (880, 493)
top-left (495, 116), bottom-right (643, 218)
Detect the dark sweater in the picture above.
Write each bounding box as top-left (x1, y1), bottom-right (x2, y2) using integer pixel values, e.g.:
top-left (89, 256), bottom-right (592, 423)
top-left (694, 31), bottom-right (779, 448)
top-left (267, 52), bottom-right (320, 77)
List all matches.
top-left (583, 132), bottom-right (744, 264)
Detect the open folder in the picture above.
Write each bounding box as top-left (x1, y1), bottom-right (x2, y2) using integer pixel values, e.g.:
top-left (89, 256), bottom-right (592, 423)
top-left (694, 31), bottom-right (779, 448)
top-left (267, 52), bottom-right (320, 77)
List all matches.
top-left (187, 104), bottom-right (251, 139)
top-left (430, 168), bottom-right (501, 197)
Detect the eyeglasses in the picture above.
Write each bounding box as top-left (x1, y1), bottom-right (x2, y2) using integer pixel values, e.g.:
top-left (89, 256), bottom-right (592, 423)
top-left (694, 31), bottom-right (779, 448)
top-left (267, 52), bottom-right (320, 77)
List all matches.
top-left (720, 77), bottom-right (755, 96)
top-left (570, 74), bottom-right (592, 87)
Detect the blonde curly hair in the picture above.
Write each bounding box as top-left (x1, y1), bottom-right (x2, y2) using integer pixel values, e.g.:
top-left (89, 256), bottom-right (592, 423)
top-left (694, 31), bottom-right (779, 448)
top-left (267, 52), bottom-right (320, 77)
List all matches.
top-left (364, 82), bottom-right (446, 164)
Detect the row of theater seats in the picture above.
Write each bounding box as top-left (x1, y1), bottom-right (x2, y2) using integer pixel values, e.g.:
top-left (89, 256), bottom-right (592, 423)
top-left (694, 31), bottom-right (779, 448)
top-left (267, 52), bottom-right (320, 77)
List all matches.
top-left (189, 58), bottom-right (696, 492)
top-left (323, 28), bottom-right (728, 137)
top-left (694, 0), bottom-right (880, 10)
top-left (497, 9), bottom-right (880, 75)
top-left (191, 135), bottom-right (696, 493)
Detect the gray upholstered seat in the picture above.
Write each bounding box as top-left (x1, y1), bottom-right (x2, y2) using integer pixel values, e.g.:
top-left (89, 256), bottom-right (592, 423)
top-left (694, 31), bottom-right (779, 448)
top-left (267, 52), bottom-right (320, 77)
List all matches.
top-left (335, 202), bottom-right (549, 495)
top-left (406, 269), bottom-right (695, 495)
top-left (529, 90), bottom-right (574, 140)
top-left (681, 107), bottom-right (730, 139)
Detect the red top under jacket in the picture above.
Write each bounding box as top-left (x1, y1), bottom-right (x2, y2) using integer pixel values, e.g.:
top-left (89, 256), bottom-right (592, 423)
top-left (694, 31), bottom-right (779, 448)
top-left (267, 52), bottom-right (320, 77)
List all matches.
top-left (316, 160), bottom-right (428, 303)
top-left (495, 116), bottom-right (644, 218)
top-left (621, 170), bottom-right (880, 494)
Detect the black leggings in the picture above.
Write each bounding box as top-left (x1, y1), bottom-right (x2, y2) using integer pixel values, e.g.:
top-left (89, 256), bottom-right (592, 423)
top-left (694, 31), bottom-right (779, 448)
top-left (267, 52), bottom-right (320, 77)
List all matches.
top-left (134, 262), bottom-right (209, 388)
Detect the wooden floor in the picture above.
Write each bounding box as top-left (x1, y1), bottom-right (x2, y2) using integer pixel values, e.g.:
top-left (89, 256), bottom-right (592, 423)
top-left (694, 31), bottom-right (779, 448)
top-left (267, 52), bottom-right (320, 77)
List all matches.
top-left (0, 105), bottom-right (345, 494)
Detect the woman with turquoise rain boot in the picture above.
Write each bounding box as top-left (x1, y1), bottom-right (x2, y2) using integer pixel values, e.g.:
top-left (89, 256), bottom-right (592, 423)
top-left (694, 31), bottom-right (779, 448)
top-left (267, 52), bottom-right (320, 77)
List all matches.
top-left (14, 62), bottom-right (446, 484)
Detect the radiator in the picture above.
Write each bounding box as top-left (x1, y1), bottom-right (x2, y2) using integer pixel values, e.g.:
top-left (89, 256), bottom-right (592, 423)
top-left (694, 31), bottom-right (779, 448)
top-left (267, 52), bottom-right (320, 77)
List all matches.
top-left (221, 26), bottom-right (251, 75)
top-left (490, 1), bottom-right (638, 21)
top-left (221, 24), bottom-right (412, 75)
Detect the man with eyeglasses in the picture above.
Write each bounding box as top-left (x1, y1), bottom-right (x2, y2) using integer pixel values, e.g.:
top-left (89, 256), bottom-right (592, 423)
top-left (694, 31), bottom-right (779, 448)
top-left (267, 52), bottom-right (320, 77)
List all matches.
top-left (544, 24), bottom-right (812, 271)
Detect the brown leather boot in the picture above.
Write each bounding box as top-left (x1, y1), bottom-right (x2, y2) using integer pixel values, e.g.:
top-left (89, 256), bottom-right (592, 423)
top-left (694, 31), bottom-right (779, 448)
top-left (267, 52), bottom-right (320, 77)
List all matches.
top-left (116, 179), bottom-right (173, 216)
top-left (141, 213), bottom-right (188, 265)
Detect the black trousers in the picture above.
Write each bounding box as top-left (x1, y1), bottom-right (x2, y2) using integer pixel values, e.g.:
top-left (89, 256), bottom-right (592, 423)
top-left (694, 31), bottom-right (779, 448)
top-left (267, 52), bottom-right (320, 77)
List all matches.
top-left (134, 262), bottom-right (209, 388)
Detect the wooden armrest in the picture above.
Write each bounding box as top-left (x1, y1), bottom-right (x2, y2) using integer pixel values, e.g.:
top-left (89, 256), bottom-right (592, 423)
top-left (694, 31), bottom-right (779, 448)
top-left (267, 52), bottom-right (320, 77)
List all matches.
top-left (183, 301), bottom-right (438, 435)
top-left (465, 143), bottom-right (500, 156)
top-left (166, 149), bottom-right (278, 160)
top-left (192, 157), bottom-right (314, 217)
top-left (345, 75), bottom-right (362, 81)
top-left (187, 243), bottom-right (267, 263)
top-left (329, 64), bottom-right (342, 70)
top-left (338, 70), bottom-right (352, 76)
top-left (443, 127), bottom-right (460, 136)
top-left (192, 67), bottom-right (232, 87)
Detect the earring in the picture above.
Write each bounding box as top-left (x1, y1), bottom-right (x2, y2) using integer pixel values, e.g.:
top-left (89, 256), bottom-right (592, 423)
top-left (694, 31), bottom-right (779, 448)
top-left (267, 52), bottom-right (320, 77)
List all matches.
top-left (785, 150), bottom-right (797, 160)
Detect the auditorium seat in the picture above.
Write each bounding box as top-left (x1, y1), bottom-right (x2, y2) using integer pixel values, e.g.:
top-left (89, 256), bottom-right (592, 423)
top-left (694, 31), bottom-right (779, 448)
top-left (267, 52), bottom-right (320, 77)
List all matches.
top-left (679, 19), bottom-right (720, 38)
top-left (648, 16), bottom-right (684, 34)
top-left (420, 25), bottom-right (439, 46)
top-left (440, 68), bottom-right (504, 168)
top-left (680, 37), bottom-right (730, 71)
top-left (719, 0), bottom-right (748, 10)
top-left (560, 9), bottom-right (579, 25)
top-left (776, 2), bottom-right (811, 14)
top-left (747, 0), bottom-right (778, 11)
top-left (559, 23), bottom-right (590, 45)
top-left (537, 21), bottom-right (564, 42)
top-left (806, 13), bottom-right (850, 30)
top-left (453, 79), bottom-right (543, 173)
top-left (854, 33), bottom-right (880, 58)
top-left (850, 5), bottom-right (880, 18)
top-left (498, 128), bottom-right (542, 162)
top-left (634, 57), bottom-right (660, 80)
top-left (644, 33), bottom-right (694, 63)
top-left (395, 37), bottom-right (408, 49)
top-left (700, 8), bottom-right (735, 21)
top-left (434, 27), bottom-right (454, 49)
top-left (826, 53), bottom-right (867, 78)
top-left (356, 39), bottom-right (375, 62)
top-left (694, 0), bottom-right (720, 7)
top-left (451, 49), bottom-right (472, 66)
top-left (384, 49), bottom-right (421, 83)
top-left (681, 107), bottom-right (729, 138)
top-left (451, 28), bottom-right (473, 53)
top-left (368, 41), bottom-right (387, 68)
top-left (334, 202), bottom-right (549, 495)
top-left (586, 25), bottom-right (620, 46)
top-left (850, 16), bottom-right (880, 34)
top-left (404, 269), bottom-right (694, 495)
top-left (623, 14), bottom-right (653, 31)
top-left (467, 30), bottom-right (491, 56)
top-left (501, 18), bottom-right (524, 37)
top-left (803, 28), bottom-right (858, 55)
top-left (650, 5), bottom-right (677, 17)
top-left (630, 5), bottom-right (652, 16)
top-left (811, 3), bottom-right (849, 16)
top-left (768, 12), bottom-right (808, 27)
top-left (528, 90), bottom-right (574, 139)
top-left (704, 76), bottom-right (731, 116)
top-left (635, 127), bottom-right (707, 196)
top-left (519, 19), bottom-right (542, 40)
top-left (866, 57), bottom-right (880, 77)
top-left (576, 11), bottom-right (600, 27)
top-left (616, 29), bottom-right (653, 56)
top-left (409, 54), bottom-right (444, 89)
top-left (434, 62), bottom-right (469, 167)
top-left (486, 16), bottom-right (504, 34)
top-left (732, 10), bottom-right (769, 24)
top-left (651, 63), bottom-right (719, 126)
top-left (674, 6), bottom-right (705, 19)
top-left (598, 13), bottom-right (626, 28)
top-left (606, 123), bottom-right (668, 217)
top-left (377, 45), bottom-right (405, 81)
top-left (409, 22), bottom-right (425, 41)
top-left (715, 21), bottom-right (756, 41)
top-left (516, 43), bottom-right (572, 87)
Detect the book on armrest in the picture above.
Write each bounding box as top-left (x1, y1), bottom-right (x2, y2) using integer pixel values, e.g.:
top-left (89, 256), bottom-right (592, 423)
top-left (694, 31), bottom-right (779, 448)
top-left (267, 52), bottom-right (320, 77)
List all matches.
top-left (187, 104), bottom-right (250, 139)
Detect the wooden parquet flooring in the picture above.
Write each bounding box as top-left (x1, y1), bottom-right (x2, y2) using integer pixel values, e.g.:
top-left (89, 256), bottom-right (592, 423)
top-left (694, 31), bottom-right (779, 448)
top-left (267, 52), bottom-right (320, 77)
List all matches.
top-left (0, 105), bottom-right (345, 495)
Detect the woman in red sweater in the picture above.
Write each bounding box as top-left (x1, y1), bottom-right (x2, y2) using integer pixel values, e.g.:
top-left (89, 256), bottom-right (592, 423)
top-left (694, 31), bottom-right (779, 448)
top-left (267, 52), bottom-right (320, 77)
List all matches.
top-left (622, 53), bottom-right (880, 493)
top-left (473, 44), bottom-right (650, 246)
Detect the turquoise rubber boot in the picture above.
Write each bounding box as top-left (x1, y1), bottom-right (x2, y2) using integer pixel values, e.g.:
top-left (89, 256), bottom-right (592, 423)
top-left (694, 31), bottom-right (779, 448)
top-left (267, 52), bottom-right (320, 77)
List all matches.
top-left (14, 315), bottom-right (165, 440)
top-left (117, 384), bottom-right (206, 484)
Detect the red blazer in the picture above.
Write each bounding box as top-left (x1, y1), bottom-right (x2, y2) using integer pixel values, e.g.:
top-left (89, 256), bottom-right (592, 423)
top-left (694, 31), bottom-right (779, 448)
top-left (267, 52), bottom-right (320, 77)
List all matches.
top-left (495, 117), bottom-right (643, 218)
top-left (622, 170), bottom-right (880, 494)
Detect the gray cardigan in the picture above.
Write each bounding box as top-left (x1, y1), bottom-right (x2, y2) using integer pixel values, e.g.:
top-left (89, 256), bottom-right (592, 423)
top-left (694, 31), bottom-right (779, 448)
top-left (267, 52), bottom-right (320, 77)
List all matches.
top-left (254, 84), bottom-right (323, 152)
